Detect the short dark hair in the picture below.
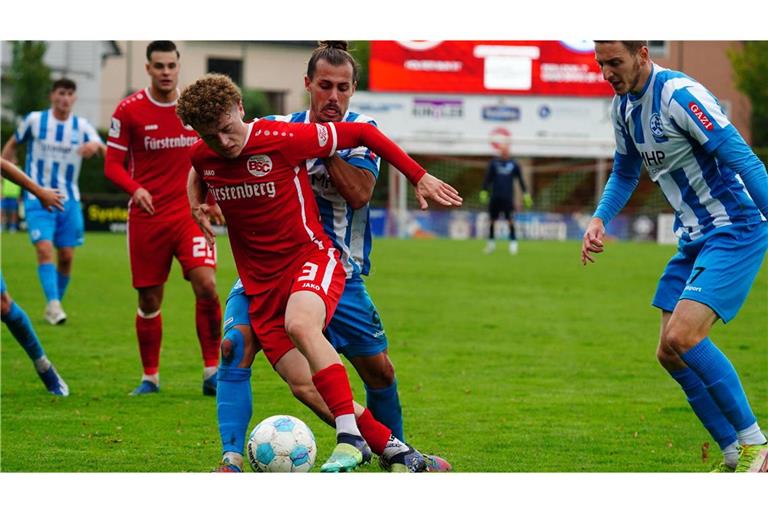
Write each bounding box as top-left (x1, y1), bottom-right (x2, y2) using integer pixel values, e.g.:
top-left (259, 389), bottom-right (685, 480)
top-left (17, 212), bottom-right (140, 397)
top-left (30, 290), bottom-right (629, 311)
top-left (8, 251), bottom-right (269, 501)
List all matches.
top-left (594, 40), bottom-right (649, 54)
top-left (307, 41), bottom-right (359, 83)
top-left (51, 78), bottom-right (76, 92)
top-left (146, 40), bottom-right (179, 61)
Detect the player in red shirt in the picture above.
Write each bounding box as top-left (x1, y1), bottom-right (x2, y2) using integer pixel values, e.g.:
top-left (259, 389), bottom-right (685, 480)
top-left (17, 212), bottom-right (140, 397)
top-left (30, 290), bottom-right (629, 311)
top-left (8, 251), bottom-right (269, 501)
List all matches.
top-left (104, 41), bottom-right (221, 396)
top-left (178, 73), bottom-right (461, 472)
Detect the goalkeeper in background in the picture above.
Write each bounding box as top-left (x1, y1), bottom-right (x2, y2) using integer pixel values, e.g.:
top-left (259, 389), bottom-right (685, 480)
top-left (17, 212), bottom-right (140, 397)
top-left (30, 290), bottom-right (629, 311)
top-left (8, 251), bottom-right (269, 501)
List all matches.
top-left (480, 140), bottom-right (532, 254)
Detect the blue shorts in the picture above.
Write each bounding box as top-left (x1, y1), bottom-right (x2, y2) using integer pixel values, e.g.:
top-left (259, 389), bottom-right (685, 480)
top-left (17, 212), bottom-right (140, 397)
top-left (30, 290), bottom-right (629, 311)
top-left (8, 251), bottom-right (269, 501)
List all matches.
top-left (25, 199), bottom-right (84, 248)
top-left (653, 222), bottom-right (768, 323)
top-left (0, 273), bottom-right (7, 294)
top-left (2, 197), bottom-right (19, 210)
top-left (223, 275), bottom-right (388, 359)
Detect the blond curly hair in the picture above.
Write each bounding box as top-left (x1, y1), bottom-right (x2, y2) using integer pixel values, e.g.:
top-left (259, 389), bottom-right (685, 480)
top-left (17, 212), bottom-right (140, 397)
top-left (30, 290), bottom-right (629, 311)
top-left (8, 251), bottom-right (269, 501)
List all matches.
top-left (176, 73), bottom-right (242, 128)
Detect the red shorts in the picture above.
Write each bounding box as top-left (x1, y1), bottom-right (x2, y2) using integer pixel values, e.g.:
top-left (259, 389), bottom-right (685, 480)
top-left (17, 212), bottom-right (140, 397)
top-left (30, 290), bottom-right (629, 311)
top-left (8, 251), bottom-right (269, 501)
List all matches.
top-left (248, 247), bottom-right (346, 366)
top-left (128, 215), bottom-right (216, 289)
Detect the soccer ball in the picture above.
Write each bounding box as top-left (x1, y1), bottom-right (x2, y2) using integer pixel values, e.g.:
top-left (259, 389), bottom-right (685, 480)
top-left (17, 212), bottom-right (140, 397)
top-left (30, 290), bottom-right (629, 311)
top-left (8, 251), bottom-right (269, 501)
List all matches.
top-left (246, 415), bottom-right (317, 472)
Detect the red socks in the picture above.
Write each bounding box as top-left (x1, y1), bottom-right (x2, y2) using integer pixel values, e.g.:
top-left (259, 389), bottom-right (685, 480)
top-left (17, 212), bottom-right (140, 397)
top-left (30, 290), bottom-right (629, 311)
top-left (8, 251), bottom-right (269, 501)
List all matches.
top-left (312, 364), bottom-right (355, 417)
top-left (357, 408), bottom-right (392, 455)
top-left (136, 312), bottom-right (162, 375)
top-left (195, 297), bottom-right (222, 367)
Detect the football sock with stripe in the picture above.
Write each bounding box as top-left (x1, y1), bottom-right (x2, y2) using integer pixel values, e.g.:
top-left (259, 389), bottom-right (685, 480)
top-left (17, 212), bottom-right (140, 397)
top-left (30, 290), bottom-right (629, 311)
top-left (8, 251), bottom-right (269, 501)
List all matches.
top-left (312, 364), bottom-right (360, 437)
top-left (136, 309), bottom-right (162, 376)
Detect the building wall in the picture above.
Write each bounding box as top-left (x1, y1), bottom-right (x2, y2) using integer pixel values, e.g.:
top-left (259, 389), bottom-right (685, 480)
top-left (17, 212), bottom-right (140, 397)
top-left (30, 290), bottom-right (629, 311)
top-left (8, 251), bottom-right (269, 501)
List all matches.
top-left (99, 41), bottom-right (313, 128)
top-left (1, 41), bottom-right (115, 126)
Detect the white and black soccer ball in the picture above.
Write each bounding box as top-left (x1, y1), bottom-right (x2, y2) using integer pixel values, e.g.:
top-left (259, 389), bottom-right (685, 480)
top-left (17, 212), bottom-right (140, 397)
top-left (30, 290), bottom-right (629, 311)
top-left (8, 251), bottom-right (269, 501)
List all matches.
top-left (246, 415), bottom-right (317, 472)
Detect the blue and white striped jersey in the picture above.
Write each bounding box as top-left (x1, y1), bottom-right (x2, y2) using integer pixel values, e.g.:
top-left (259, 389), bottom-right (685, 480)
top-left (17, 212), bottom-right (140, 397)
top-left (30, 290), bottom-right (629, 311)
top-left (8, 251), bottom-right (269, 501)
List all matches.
top-left (14, 109), bottom-right (102, 203)
top-left (605, 63), bottom-right (764, 243)
top-left (265, 111), bottom-right (381, 277)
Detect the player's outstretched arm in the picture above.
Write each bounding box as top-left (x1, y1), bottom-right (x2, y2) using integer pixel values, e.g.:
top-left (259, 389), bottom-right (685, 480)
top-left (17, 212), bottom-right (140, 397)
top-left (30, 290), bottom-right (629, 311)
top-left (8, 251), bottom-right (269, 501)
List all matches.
top-left (414, 173), bottom-right (463, 210)
top-left (581, 217), bottom-right (605, 266)
top-left (1, 157), bottom-right (64, 212)
top-left (187, 167), bottom-right (217, 248)
top-left (331, 122), bottom-right (463, 209)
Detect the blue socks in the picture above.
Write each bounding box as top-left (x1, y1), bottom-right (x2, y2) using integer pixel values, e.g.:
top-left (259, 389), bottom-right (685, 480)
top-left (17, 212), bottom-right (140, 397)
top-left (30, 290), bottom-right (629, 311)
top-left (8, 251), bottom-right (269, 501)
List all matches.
top-left (365, 379), bottom-right (405, 442)
top-left (217, 366), bottom-right (252, 455)
top-left (681, 338), bottom-right (757, 432)
top-left (668, 367), bottom-right (737, 449)
top-left (37, 263), bottom-right (58, 303)
top-left (56, 271), bottom-right (70, 300)
top-left (2, 301), bottom-right (45, 361)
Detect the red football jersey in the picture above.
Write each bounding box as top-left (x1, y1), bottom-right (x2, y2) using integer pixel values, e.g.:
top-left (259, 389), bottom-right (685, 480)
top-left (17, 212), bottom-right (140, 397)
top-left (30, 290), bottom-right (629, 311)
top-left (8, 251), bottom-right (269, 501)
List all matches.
top-left (191, 119), bottom-right (344, 296)
top-left (106, 88), bottom-right (199, 221)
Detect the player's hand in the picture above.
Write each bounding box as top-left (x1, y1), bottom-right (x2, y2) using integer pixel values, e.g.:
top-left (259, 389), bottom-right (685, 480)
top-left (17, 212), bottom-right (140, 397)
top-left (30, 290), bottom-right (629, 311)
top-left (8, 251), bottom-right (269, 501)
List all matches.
top-left (206, 203), bottom-right (225, 225)
top-left (78, 141), bottom-right (103, 158)
top-left (479, 190), bottom-right (489, 205)
top-left (37, 187), bottom-right (65, 212)
top-left (191, 203), bottom-right (217, 247)
top-left (132, 187), bottom-right (155, 215)
top-left (523, 193), bottom-right (533, 209)
top-left (581, 217), bottom-right (606, 266)
top-left (414, 173), bottom-right (463, 210)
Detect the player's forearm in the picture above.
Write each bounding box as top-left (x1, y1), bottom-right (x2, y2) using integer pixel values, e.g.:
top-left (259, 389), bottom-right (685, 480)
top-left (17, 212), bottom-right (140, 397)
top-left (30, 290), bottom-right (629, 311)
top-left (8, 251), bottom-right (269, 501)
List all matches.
top-left (334, 123), bottom-right (426, 186)
top-left (716, 133), bottom-right (768, 217)
top-left (593, 152), bottom-right (641, 224)
top-left (324, 155), bottom-right (375, 209)
top-left (1, 157), bottom-right (42, 196)
top-left (104, 149), bottom-right (141, 195)
top-left (187, 168), bottom-right (207, 209)
top-left (1, 137), bottom-right (18, 162)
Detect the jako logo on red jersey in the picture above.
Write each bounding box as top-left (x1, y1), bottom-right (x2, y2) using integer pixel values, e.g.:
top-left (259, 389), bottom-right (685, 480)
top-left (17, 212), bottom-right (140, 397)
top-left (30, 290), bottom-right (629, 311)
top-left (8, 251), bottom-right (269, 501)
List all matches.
top-left (247, 155), bottom-right (272, 177)
top-left (316, 125), bottom-right (329, 147)
top-left (688, 102), bottom-right (714, 131)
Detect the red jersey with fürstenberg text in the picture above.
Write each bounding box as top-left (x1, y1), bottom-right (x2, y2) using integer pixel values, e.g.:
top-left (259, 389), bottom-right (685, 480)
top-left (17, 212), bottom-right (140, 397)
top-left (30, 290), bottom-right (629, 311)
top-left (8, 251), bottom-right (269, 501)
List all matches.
top-left (190, 119), bottom-right (342, 296)
top-left (106, 88), bottom-right (198, 221)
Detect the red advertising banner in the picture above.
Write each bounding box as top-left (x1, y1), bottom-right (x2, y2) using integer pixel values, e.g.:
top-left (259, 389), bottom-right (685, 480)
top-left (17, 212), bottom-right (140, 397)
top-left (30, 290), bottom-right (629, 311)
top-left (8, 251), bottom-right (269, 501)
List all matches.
top-left (370, 41), bottom-right (614, 97)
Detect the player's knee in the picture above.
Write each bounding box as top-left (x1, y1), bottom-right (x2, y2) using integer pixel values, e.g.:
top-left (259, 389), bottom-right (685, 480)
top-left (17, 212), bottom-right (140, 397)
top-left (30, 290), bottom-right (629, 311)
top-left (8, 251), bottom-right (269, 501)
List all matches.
top-left (194, 280), bottom-right (218, 300)
top-left (655, 343), bottom-right (680, 369)
top-left (220, 328), bottom-right (246, 368)
top-left (284, 315), bottom-right (316, 345)
top-left (0, 293), bottom-right (12, 317)
top-left (357, 354), bottom-right (396, 388)
top-left (661, 321), bottom-right (697, 353)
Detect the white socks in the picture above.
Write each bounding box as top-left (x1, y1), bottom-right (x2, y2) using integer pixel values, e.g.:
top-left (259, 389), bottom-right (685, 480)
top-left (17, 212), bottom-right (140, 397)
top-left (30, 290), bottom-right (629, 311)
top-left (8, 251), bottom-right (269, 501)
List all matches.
top-left (335, 414), bottom-right (361, 437)
top-left (203, 366), bottom-right (217, 379)
top-left (738, 423), bottom-right (767, 446)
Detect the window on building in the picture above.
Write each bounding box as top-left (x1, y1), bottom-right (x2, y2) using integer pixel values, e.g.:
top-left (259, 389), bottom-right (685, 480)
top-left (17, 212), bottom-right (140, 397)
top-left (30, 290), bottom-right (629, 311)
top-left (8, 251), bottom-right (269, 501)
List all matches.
top-left (207, 58), bottom-right (243, 85)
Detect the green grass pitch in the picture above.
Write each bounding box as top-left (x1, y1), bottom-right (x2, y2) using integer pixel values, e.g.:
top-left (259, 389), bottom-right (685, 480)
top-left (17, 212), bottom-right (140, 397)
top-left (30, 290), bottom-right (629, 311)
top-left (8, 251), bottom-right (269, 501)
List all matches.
top-left (1, 232), bottom-right (765, 472)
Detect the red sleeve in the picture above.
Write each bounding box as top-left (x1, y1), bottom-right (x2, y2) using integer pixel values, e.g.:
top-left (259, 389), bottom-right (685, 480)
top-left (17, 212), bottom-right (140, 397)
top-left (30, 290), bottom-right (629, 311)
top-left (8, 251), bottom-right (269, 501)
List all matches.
top-left (331, 122), bottom-right (426, 185)
top-left (104, 102), bottom-right (141, 195)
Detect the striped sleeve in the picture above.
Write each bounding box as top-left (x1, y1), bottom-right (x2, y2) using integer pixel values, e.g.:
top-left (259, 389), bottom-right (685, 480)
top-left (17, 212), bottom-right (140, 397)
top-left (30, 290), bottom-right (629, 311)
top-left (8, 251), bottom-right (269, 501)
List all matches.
top-left (668, 83), bottom-right (737, 153)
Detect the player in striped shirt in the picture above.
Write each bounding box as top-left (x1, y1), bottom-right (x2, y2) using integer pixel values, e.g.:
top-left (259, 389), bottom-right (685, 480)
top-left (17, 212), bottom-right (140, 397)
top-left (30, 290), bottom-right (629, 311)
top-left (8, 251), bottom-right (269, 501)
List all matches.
top-left (582, 41), bottom-right (768, 472)
top-left (2, 78), bottom-right (105, 325)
